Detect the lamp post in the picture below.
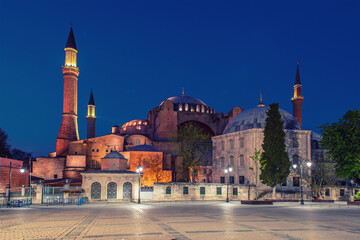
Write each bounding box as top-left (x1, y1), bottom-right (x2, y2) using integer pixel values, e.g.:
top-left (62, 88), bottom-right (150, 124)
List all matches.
top-left (5, 162), bottom-right (26, 207)
top-left (136, 164), bottom-right (143, 204)
top-left (224, 164), bottom-right (233, 202)
top-left (293, 161), bottom-right (311, 205)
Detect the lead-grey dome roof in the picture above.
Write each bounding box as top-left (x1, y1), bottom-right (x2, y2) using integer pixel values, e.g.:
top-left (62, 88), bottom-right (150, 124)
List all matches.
top-left (103, 151), bottom-right (126, 159)
top-left (223, 106), bottom-right (301, 134)
top-left (160, 95), bottom-right (208, 107)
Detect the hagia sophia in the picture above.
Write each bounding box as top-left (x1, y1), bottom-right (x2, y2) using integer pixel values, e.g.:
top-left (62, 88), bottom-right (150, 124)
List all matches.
top-left (29, 26), bottom-right (323, 201)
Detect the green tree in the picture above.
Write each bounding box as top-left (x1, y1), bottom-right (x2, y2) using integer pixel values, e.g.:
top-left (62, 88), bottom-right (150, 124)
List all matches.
top-left (249, 148), bottom-right (261, 200)
top-left (260, 103), bottom-right (291, 199)
top-left (311, 153), bottom-right (337, 199)
top-left (0, 128), bottom-right (12, 157)
top-left (320, 109), bottom-right (360, 182)
top-left (170, 122), bottom-right (211, 182)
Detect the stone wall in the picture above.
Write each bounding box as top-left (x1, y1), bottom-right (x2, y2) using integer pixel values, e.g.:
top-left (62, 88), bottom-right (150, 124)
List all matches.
top-left (0, 158), bottom-right (29, 190)
top-left (33, 157), bottom-right (65, 180)
top-left (153, 183), bottom-right (255, 201)
top-left (81, 172), bottom-right (139, 201)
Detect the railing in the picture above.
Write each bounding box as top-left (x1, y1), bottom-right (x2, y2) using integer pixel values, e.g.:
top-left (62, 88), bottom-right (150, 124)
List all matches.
top-left (43, 197), bottom-right (88, 206)
top-left (0, 198), bottom-right (32, 208)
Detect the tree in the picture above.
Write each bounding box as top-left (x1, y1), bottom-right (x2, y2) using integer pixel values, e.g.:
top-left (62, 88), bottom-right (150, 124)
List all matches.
top-left (11, 148), bottom-right (32, 160)
top-left (143, 154), bottom-right (166, 183)
top-left (320, 109), bottom-right (360, 182)
top-left (170, 122), bottom-right (211, 182)
top-left (311, 153), bottom-right (337, 199)
top-left (260, 103), bottom-right (291, 199)
top-left (249, 148), bottom-right (261, 200)
top-left (0, 128), bottom-right (12, 157)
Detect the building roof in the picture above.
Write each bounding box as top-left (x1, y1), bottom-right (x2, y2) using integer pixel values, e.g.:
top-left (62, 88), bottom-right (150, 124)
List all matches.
top-left (161, 95), bottom-right (208, 107)
top-left (65, 26), bottom-right (77, 50)
top-left (88, 89), bottom-right (95, 105)
top-left (82, 170), bottom-right (137, 174)
top-left (223, 106), bottom-right (301, 134)
top-left (103, 151), bottom-right (126, 159)
top-left (130, 145), bottom-right (159, 152)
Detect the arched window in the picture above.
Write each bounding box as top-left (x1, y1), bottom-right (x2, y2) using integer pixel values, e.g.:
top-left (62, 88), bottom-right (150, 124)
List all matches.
top-left (196, 105), bottom-right (200, 112)
top-left (230, 156), bottom-right (234, 169)
top-left (220, 157), bottom-right (225, 169)
top-left (123, 182), bottom-right (132, 199)
top-left (201, 105), bottom-right (205, 113)
top-left (240, 155), bottom-right (245, 167)
top-left (239, 138), bottom-right (244, 148)
top-left (229, 139), bottom-right (234, 149)
top-left (293, 138), bottom-right (299, 148)
top-left (312, 140), bottom-right (319, 149)
top-left (185, 104), bottom-right (189, 111)
top-left (293, 154), bottom-right (299, 165)
top-left (221, 141), bottom-right (225, 151)
top-left (91, 182), bottom-right (101, 199)
top-left (107, 182), bottom-right (117, 199)
top-left (178, 104), bottom-right (183, 111)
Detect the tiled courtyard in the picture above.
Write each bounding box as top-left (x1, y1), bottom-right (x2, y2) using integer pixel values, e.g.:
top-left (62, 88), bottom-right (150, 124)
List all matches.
top-left (0, 201), bottom-right (359, 240)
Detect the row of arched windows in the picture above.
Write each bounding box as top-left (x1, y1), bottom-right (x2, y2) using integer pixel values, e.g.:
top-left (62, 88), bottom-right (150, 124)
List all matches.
top-left (90, 182), bottom-right (133, 199)
top-left (219, 138), bottom-right (244, 151)
top-left (176, 103), bottom-right (215, 114)
top-left (219, 155), bottom-right (245, 169)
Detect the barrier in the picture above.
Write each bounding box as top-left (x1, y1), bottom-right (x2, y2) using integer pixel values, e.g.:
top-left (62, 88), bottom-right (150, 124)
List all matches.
top-left (43, 197), bottom-right (88, 206)
top-left (0, 198), bottom-right (32, 208)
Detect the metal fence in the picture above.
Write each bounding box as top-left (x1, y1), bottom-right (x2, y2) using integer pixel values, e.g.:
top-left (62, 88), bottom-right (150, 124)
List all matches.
top-left (0, 187), bottom-right (36, 199)
top-left (42, 186), bottom-right (86, 205)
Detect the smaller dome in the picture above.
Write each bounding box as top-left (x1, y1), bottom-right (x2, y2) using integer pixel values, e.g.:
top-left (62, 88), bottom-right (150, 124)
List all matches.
top-left (103, 151), bottom-right (126, 159)
top-left (130, 145), bottom-right (159, 152)
top-left (121, 119), bottom-right (148, 128)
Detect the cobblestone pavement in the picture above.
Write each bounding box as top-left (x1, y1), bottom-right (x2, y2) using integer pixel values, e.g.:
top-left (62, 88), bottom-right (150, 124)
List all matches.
top-left (0, 201), bottom-right (359, 240)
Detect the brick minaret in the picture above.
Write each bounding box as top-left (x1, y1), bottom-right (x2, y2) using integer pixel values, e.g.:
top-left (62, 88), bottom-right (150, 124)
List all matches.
top-left (86, 89), bottom-right (96, 138)
top-left (291, 60), bottom-right (304, 127)
top-left (56, 26), bottom-right (80, 156)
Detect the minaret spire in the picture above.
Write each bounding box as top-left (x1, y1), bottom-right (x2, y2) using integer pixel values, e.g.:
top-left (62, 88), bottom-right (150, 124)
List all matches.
top-left (291, 60), bottom-right (304, 127)
top-left (87, 88), bottom-right (96, 139)
top-left (258, 91), bottom-right (265, 107)
top-left (56, 26), bottom-right (80, 156)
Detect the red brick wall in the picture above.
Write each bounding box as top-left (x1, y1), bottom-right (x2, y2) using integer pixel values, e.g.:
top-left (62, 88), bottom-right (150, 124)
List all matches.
top-left (33, 157), bottom-right (65, 180)
top-left (101, 158), bottom-right (127, 171)
top-left (0, 158), bottom-right (29, 191)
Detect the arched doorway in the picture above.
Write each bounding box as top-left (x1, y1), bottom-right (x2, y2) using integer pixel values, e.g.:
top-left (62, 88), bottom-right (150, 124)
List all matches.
top-left (107, 182), bottom-right (117, 199)
top-left (91, 182), bottom-right (101, 199)
top-left (123, 182), bottom-right (132, 199)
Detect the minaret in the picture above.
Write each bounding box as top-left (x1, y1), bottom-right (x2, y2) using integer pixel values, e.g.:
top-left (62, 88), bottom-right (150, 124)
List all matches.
top-left (86, 89), bottom-right (96, 138)
top-left (56, 26), bottom-right (80, 156)
top-left (291, 60), bottom-right (304, 127)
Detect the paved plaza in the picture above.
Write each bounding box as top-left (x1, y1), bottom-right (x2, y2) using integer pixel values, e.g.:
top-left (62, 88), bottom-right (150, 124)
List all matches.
top-left (0, 201), bottom-right (359, 240)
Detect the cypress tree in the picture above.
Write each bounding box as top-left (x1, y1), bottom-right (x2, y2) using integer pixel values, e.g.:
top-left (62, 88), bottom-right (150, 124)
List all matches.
top-left (260, 103), bottom-right (291, 198)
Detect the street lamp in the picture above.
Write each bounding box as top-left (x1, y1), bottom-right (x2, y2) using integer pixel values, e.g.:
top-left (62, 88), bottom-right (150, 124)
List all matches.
top-left (224, 164), bottom-right (233, 202)
top-left (293, 161), bottom-right (311, 205)
top-left (5, 162), bottom-right (26, 207)
top-left (136, 164), bottom-right (143, 204)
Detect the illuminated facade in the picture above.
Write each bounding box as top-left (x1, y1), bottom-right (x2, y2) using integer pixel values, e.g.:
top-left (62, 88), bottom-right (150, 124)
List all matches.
top-left (34, 26), bottom-right (321, 200)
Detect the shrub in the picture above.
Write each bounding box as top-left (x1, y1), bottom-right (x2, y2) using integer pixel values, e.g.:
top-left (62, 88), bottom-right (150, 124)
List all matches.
top-left (354, 191), bottom-right (360, 200)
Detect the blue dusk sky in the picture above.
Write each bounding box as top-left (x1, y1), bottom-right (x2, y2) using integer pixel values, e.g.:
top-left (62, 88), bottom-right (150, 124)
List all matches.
top-left (0, 1), bottom-right (359, 157)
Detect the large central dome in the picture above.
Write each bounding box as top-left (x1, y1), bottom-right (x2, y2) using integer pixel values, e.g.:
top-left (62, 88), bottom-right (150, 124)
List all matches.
top-left (159, 93), bottom-right (216, 113)
top-left (223, 106), bottom-right (301, 134)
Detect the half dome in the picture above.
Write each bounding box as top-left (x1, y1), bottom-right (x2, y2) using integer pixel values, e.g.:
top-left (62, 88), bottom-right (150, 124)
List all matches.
top-left (223, 106), bottom-right (301, 134)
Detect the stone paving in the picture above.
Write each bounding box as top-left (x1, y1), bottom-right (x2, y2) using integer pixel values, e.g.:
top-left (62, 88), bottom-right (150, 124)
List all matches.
top-left (0, 201), bottom-right (359, 240)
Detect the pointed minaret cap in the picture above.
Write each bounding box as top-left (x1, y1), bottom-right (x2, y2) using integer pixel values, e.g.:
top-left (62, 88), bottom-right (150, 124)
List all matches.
top-left (181, 87), bottom-right (185, 96)
top-left (257, 91), bottom-right (265, 107)
top-left (65, 24), bottom-right (77, 50)
top-left (295, 59), bottom-right (301, 85)
top-left (88, 88), bottom-right (95, 105)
